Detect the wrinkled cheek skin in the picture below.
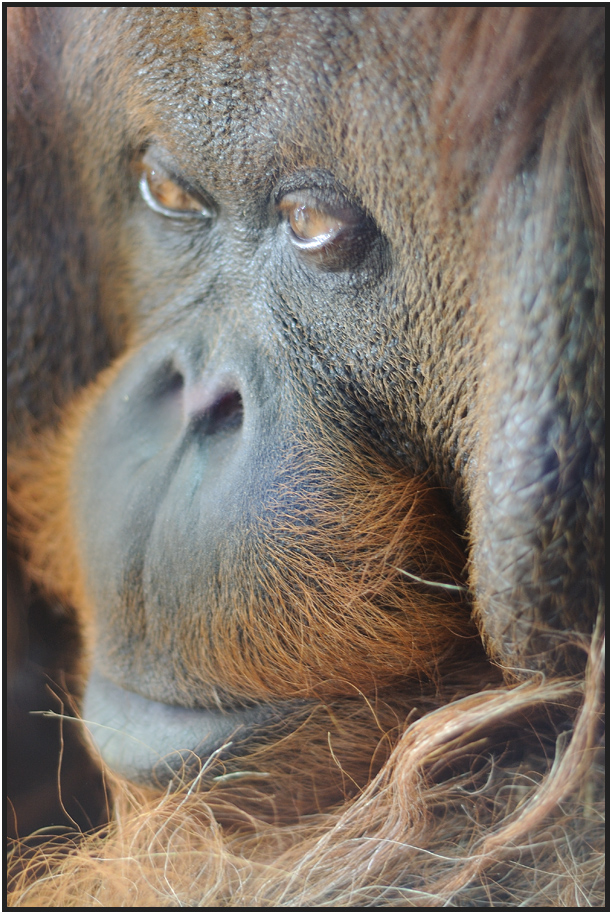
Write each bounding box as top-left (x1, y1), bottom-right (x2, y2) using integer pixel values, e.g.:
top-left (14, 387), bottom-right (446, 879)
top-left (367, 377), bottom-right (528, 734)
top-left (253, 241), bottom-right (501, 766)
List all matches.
top-left (69, 349), bottom-right (476, 706)
top-left (19, 336), bottom-right (480, 794)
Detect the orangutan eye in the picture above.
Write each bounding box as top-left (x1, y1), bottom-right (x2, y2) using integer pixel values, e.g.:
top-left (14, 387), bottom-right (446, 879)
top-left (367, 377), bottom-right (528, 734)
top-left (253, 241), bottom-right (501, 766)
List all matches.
top-left (139, 151), bottom-right (212, 219)
top-left (278, 193), bottom-right (347, 249)
top-left (277, 189), bottom-right (374, 270)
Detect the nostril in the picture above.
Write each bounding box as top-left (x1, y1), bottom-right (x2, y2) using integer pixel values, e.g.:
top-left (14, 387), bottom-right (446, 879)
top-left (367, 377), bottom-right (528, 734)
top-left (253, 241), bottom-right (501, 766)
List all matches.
top-left (189, 388), bottom-right (244, 436)
top-left (147, 365), bottom-right (185, 401)
top-left (165, 371), bottom-right (185, 397)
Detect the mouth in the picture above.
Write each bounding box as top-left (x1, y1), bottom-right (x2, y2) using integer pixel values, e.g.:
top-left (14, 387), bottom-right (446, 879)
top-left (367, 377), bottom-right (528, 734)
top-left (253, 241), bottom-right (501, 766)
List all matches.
top-left (83, 670), bottom-right (293, 786)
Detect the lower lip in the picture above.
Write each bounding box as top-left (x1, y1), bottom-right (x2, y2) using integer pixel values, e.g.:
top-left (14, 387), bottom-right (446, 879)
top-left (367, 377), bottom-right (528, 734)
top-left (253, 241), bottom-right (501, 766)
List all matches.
top-left (83, 670), bottom-right (289, 786)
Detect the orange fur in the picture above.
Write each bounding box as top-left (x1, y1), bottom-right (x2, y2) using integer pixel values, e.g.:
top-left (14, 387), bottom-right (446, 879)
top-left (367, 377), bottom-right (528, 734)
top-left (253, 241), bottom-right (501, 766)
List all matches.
top-left (9, 640), bottom-right (604, 906)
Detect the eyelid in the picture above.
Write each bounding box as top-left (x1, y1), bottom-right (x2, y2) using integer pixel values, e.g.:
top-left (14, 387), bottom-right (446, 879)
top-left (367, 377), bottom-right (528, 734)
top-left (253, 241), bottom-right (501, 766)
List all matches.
top-left (288, 227), bottom-right (341, 250)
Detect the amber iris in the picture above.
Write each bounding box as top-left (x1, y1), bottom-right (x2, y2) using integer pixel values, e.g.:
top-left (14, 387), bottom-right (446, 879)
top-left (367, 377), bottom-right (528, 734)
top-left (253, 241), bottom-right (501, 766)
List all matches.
top-left (139, 152), bottom-right (208, 217)
top-left (279, 193), bottom-right (344, 245)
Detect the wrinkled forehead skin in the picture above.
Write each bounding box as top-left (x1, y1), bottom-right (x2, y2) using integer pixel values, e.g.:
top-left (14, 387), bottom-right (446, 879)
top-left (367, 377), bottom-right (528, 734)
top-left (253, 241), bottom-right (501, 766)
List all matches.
top-left (61, 7), bottom-right (438, 247)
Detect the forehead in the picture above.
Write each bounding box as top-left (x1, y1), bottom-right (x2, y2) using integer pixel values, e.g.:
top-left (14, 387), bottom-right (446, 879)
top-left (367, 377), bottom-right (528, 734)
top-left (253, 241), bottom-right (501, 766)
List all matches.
top-left (84, 7), bottom-right (416, 98)
top-left (63, 10), bottom-right (429, 161)
top-left (60, 7), bottom-right (439, 249)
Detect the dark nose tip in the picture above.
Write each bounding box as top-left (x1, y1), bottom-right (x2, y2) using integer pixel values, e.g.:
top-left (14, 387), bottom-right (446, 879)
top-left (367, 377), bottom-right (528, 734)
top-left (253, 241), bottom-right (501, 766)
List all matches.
top-left (184, 378), bottom-right (244, 436)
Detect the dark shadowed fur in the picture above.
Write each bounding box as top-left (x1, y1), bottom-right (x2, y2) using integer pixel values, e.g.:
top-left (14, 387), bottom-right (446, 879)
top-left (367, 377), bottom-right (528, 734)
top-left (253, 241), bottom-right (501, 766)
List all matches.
top-left (7, 7), bottom-right (605, 907)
